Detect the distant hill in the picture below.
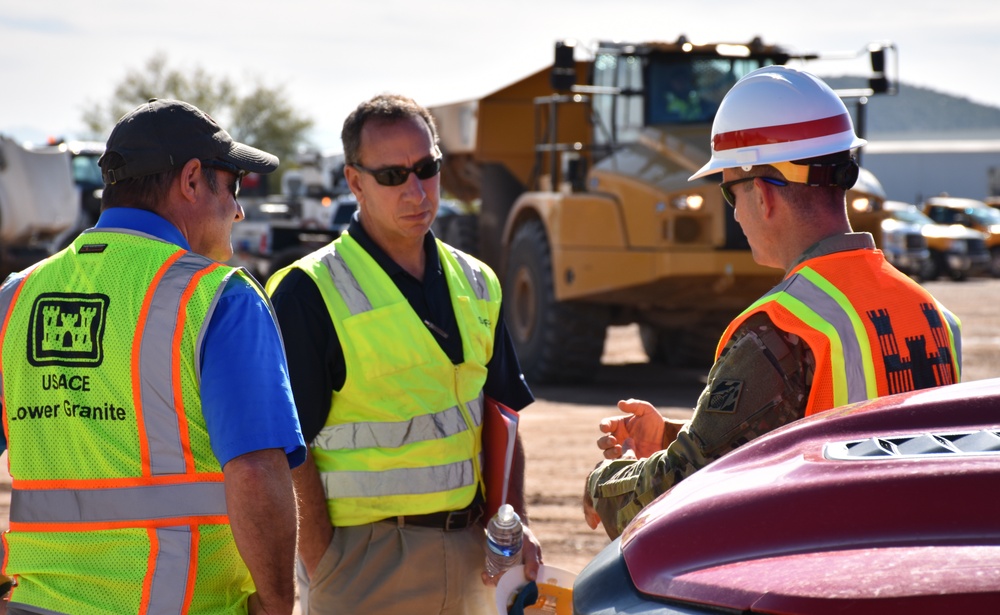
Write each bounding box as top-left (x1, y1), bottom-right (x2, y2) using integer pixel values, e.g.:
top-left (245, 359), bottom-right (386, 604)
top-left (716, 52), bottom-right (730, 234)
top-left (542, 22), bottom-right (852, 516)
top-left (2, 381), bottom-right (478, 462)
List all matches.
top-left (824, 76), bottom-right (1000, 139)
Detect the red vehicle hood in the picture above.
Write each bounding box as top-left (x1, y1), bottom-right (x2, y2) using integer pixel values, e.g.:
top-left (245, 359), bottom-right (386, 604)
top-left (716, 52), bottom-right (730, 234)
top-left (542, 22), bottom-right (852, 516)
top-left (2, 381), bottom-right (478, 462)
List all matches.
top-left (621, 378), bottom-right (1000, 613)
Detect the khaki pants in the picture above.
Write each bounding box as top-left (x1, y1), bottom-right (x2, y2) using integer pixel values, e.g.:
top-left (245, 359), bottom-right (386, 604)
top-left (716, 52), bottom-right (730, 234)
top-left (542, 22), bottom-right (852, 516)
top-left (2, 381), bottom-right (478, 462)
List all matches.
top-left (301, 520), bottom-right (495, 615)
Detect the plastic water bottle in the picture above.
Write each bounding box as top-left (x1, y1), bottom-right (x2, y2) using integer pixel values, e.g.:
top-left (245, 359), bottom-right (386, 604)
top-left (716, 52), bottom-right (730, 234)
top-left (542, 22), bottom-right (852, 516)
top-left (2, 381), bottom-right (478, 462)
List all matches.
top-left (484, 504), bottom-right (524, 578)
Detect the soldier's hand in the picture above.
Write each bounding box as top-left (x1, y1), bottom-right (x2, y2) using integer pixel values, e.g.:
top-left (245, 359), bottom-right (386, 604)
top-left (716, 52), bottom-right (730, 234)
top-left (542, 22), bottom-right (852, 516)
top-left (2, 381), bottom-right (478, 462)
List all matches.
top-left (597, 399), bottom-right (666, 459)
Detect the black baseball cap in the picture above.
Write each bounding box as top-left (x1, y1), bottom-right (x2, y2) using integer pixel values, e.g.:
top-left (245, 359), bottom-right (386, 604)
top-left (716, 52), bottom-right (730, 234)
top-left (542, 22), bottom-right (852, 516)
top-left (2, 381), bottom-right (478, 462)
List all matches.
top-left (99, 98), bottom-right (279, 184)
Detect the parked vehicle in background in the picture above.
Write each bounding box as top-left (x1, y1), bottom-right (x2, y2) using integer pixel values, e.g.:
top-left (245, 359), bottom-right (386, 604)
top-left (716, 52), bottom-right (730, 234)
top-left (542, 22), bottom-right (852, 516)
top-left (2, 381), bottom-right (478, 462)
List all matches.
top-left (845, 170), bottom-right (930, 279)
top-left (0, 135), bottom-right (79, 278)
top-left (39, 139), bottom-right (105, 232)
top-left (882, 200), bottom-right (988, 281)
top-left (573, 378), bottom-right (1000, 614)
top-left (921, 195), bottom-right (1000, 277)
top-left (229, 150), bottom-right (348, 282)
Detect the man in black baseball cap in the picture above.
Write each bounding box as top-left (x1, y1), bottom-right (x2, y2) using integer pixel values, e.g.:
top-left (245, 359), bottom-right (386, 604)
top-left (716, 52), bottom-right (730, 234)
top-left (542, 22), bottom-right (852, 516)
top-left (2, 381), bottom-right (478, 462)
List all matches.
top-left (99, 98), bottom-right (278, 184)
top-left (0, 98), bottom-right (304, 614)
top-left (96, 98), bottom-right (279, 262)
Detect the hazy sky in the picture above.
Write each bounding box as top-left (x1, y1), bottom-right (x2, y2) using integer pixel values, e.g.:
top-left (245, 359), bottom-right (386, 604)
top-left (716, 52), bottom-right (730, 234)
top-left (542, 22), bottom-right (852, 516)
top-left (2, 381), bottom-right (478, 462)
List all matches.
top-left (3, 1), bottom-right (998, 153)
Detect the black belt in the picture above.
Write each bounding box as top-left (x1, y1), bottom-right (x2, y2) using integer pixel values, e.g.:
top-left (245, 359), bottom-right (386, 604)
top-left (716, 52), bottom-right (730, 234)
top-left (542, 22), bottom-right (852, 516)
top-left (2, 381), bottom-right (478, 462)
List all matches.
top-left (390, 503), bottom-right (484, 531)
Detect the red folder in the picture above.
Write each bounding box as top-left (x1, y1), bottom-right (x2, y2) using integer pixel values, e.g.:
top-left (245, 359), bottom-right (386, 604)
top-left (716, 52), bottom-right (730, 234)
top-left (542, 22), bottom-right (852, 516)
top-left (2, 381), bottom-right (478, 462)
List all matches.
top-left (482, 396), bottom-right (519, 521)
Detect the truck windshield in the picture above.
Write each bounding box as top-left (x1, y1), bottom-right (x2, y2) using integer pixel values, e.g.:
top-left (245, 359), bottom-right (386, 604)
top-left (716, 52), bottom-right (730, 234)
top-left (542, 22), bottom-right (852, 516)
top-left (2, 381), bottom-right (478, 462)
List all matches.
top-left (592, 52), bottom-right (779, 146)
top-left (969, 207), bottom-right (1000, 225)
top-left (647, 57), bottom-right (768, 126)
top-left (72, 154), bottom-right (103, 186)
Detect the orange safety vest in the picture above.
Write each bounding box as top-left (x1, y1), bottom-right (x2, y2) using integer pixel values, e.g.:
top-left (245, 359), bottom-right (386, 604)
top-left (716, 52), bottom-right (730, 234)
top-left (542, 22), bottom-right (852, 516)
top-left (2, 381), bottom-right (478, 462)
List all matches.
top-left (716, 246), bottom-right (961, 416)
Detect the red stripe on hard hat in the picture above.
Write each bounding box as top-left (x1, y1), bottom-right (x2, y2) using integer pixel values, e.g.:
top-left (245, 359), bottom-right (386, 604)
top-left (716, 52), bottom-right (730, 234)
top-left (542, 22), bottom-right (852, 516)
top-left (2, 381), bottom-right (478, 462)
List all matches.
top-left (713, 114), bottom-right (852, 152)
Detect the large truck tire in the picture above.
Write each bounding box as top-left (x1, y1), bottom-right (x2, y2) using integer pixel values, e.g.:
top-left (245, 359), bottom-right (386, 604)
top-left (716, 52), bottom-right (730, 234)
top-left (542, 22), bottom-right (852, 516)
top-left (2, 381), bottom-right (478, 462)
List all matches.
top-left (639, 323), bottom-right (718, 369)
top-left (505, 220), bottom-right (609, 384)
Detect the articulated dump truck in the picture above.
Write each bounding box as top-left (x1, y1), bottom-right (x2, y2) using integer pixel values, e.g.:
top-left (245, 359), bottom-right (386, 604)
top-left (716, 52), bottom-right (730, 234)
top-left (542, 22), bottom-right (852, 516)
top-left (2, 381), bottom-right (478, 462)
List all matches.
top-left (429, 37), bottom-right (896, 383)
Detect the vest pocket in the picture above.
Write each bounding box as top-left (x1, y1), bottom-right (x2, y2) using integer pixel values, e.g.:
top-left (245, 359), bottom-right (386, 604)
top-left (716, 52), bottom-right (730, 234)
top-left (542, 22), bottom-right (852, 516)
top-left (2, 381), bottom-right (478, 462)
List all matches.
top-left (343, 303), bottom-right (434, 379)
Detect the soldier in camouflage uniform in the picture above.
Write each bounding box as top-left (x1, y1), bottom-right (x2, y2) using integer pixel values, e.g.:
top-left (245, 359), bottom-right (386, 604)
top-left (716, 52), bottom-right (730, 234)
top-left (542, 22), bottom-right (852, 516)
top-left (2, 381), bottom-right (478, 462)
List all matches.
top-left (585, 66), bottom-right (961, 539)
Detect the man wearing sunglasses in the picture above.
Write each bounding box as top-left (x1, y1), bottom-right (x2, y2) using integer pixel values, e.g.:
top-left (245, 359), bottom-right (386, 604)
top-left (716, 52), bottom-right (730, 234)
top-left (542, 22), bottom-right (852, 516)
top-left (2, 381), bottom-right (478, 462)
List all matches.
top-left (584, 66), bottom-right (962, 538)
top-left (0, 99), bottom-right (305, 614)
top-left (266, 93), bottom-right (542, 614)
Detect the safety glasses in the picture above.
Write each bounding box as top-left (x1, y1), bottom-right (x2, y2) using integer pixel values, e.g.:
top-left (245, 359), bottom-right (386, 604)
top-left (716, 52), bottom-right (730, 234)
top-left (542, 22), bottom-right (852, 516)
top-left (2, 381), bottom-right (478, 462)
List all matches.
top-left (720, 176), bottom-right (788, 208)
top-left (352, 156), bottom-right (442, 187)
top-left (201, 159), bottom-right (245, 198)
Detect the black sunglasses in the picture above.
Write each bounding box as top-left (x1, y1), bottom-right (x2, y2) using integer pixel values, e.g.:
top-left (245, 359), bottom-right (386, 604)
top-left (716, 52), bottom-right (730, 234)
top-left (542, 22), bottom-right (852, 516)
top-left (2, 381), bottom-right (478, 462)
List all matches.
top-left (352, 156), bottom-right (442, 187)
top-left (720, 176), bottom-right (788, 208)
top-left (201, 159), bottom-right (245, 198)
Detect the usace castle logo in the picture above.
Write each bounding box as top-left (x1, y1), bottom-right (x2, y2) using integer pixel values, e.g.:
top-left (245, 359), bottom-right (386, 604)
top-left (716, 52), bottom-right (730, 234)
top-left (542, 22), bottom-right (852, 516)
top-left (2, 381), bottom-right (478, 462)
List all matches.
top-left (27, 293), bottom-right (110, 367)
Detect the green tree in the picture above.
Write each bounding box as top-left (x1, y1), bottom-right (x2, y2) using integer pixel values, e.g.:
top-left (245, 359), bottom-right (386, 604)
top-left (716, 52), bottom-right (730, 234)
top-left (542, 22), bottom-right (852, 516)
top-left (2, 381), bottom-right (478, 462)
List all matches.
top-left (82, 52), bottom-right (314, 167)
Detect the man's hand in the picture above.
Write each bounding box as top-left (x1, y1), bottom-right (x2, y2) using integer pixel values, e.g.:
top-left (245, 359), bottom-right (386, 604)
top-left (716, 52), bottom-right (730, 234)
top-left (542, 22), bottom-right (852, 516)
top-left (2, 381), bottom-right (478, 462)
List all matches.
top-left (597, 399), bottom-right (667, 459)
top-left (481, 523), bottom-right (543, 587)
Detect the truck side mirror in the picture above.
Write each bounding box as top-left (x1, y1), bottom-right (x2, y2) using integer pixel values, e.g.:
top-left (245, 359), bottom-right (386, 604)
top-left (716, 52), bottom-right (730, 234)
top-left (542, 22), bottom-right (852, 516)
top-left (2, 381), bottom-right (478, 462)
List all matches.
top-left (867, 45), bottom-right (893, 95)
top-left (551, 40), bottom-right (576, 92)
top-left (870, 48), bottom-right (885, 73)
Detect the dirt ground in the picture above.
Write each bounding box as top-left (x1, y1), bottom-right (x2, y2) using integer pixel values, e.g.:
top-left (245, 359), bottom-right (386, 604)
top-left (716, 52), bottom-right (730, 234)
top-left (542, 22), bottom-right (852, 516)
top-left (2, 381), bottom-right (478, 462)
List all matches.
top-left (0, 277), bottom-right (997, 597)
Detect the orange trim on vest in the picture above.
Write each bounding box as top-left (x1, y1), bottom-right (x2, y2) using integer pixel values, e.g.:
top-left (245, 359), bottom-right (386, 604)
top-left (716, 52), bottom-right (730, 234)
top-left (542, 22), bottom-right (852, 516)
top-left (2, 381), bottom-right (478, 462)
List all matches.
top-left (0, 267), bottom-right (37, 451)
top-left (173, 262), bottom-right (221, 475)
top-left (718, 248), bottom-right (958, 416)
top-left (133, 250), bottom-right (187, 476)
top-left (9, 515), bottom-right (230, 533)
top-left (12, 473), bottom-right (225, 490)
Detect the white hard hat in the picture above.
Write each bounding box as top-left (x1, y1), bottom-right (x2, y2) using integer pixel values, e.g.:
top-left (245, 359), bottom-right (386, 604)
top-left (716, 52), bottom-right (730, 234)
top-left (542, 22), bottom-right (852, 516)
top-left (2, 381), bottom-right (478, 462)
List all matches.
top-left (689, 65), bottom-right (867, 181)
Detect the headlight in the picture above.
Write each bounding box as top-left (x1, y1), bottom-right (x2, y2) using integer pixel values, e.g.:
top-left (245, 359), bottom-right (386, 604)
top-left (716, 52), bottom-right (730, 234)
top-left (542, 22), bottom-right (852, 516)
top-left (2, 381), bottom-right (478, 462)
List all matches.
top-left (671, 194), bottom-right (704, 211)
top-left (851, 197), bottom-right (872, 212)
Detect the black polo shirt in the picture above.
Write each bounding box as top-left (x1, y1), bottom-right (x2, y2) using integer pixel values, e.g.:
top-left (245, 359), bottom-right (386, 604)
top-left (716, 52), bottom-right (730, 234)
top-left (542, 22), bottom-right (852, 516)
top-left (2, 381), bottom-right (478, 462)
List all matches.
top-left (270, 214), bottom-right (535, 443)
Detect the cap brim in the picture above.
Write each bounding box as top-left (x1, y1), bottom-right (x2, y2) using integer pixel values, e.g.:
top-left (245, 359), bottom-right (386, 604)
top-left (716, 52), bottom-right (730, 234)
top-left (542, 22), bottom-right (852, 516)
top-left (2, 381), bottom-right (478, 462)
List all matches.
top-left (223, 142), bottom-right (280, 174)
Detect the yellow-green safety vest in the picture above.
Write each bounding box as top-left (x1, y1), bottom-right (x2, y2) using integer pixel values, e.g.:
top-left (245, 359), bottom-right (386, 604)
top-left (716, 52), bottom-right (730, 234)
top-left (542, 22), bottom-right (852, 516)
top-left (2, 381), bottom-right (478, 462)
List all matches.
top-left (0, 229), bottom-right (257, 614)
top-left (266, 233), bottom-right (501, 526)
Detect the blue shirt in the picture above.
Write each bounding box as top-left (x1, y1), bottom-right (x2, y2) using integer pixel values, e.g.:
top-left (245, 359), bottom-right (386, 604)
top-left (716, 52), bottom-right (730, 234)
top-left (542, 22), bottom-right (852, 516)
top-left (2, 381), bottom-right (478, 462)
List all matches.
top-left (0, 208), bottom-right (306, 469)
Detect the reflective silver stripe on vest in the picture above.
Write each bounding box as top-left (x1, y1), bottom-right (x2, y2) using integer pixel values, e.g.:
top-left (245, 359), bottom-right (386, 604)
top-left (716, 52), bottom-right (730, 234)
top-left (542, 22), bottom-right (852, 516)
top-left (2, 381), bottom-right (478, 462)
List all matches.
top-left (449, 247), bottom-right (491, 302)
top-left (139, 252), bottom-right (220, 476)
top-left (466, 393), bottom-right (484, 428)
top-left (146, 526), bottom-right (193, 615)
top-left (321, 459), bottom-right (475, 498)
top-left (9, 482), bottom-right (228, 524)
top-left (772, 273), bottom-right (870, 404)
top-left (320, 248), bottom-right (372, 315)
top-left (941, 303), bottom-right (962, 370)
top-left (314, 393), bottom-right (485, 450)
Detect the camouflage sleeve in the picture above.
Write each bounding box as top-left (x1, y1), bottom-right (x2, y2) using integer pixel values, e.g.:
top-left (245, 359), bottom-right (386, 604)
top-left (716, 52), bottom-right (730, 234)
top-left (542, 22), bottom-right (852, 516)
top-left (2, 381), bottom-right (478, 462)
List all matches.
top-left (587, 313), bottom-right (814, 537)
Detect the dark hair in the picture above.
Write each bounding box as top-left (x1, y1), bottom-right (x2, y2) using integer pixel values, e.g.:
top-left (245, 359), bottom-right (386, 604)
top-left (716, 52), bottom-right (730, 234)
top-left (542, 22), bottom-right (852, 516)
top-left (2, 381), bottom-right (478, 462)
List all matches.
top-left (341, 93), bottom-right (440, 165)
top-left (101, 153), bottom-right (222, 212)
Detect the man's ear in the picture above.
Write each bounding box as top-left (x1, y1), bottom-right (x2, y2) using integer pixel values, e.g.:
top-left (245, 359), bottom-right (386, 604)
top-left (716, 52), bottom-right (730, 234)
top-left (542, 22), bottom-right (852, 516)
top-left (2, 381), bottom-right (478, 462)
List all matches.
top-left (177, 158), bottom-right (203, 204)
top-left (344, 165), bottom-right (365, 206)
top-left (755, 177), bottom-right (779, 220)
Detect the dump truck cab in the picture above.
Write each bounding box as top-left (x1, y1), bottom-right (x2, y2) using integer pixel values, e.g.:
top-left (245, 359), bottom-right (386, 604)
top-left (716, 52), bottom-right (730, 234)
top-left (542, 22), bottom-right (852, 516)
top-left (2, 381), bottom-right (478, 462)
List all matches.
top-left (430, 38), bottom-right (896, 383)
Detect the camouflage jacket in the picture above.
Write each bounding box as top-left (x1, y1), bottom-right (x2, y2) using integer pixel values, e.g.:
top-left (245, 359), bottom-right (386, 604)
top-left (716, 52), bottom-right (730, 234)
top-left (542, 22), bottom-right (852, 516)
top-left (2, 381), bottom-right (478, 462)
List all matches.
top-left (584, 236), bottom-right (893, 537)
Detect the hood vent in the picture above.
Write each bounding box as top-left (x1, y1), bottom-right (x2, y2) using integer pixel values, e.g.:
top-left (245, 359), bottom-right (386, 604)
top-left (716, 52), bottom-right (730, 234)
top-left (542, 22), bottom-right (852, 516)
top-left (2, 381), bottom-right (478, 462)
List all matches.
top-left (826, 429), bottom-right (1000, 460)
